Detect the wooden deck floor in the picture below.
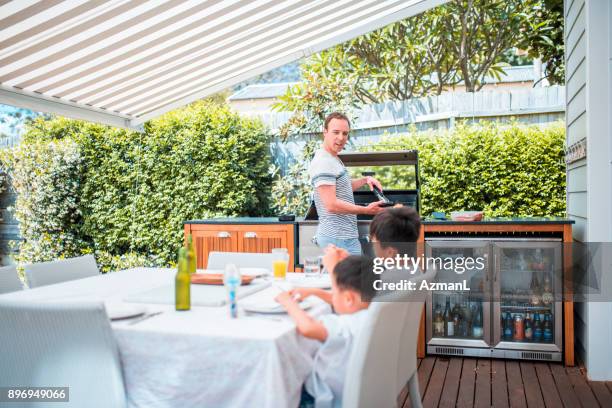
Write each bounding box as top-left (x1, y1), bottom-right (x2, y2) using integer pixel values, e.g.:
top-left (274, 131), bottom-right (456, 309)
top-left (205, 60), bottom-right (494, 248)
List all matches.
top-left (398, 357), bottom-right (612, 408)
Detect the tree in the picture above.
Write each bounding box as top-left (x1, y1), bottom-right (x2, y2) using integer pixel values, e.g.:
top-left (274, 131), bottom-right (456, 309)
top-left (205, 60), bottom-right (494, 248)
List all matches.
top-left (276, 0), bottom-right (565, 109)
top-left (516, 0), bottom-right (564, 85)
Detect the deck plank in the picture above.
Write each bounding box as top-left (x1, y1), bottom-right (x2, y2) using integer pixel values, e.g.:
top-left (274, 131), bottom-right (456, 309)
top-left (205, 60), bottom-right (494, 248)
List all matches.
top-left (417, 356), bottom-right (437, 397)
top-left (456, 358), bottom-right (477, 408)
top-left (422, 357), bottom-right (449, 408)
top-left (491, 359), bottom-right (509, 408)
top-left (566, 365), bottom-right (600, 407)
top-left (588, 380), bottom-right (612, 408)
top-left (395, 356), bottom-right (599, 408)
top-left (549, 363), bottom-right (582, 408)
top-left (438, 357), bottom-right (463, 408)
top-left (474, 359), bottom-right (491, 408)
top-left (506, 361), bottom-right (527, 408)
top-left (520, 362), bottom-right (545, 408)
top-left (533, 363), bottom-right (563, 408)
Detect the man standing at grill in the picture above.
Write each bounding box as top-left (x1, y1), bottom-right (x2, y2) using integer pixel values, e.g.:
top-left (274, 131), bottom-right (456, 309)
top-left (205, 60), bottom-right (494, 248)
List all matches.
top-left (308, 112), bottom-right (385, 255)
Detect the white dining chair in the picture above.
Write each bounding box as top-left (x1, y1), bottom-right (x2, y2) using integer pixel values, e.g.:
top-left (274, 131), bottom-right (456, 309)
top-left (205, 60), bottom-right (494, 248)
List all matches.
top-left (342, 268), bottom-right (436, 408)
top-left (0, 264), bottom-right (23, 294)
top-left (207, 251), bottom-right (277, 272)
top-left (0, 300), bottom-right (126, 408)
top-left (24, 254), bottom-right (100, 288)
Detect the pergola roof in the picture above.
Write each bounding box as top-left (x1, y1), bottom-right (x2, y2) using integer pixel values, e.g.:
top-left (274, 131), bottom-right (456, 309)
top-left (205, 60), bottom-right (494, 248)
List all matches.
top-left (0, 0), bottom-right (445, 130)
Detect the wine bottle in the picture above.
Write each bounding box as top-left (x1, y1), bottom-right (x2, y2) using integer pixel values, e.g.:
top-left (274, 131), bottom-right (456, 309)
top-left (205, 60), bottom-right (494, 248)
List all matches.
top-left (444, 297), bottom-right (454, 337)
top-left (186, 234), bottom-right (197, 275)
top-left (175, 247), bottom-right (191, 311)
top-left (433, 304), bottom-right (444, 337)
top-left (452, 302), bottom-right (461, 337)
top-left (472, 303), bottom-right (483, 338)
top-left (530, 272), bottom-right (542, 306)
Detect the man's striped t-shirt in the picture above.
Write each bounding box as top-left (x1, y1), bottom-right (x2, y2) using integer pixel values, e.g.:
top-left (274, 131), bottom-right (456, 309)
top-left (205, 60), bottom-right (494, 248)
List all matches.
top-left (308, 148), bottom-right (358, 239)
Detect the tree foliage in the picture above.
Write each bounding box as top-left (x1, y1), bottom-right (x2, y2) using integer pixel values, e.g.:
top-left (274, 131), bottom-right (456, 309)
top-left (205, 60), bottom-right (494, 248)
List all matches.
top-left (1, 101), bottom-right (272, 269)
top-left (275, 0), bottom-right (564, 117)
top-left (516, 0), bottom-right (564, 85)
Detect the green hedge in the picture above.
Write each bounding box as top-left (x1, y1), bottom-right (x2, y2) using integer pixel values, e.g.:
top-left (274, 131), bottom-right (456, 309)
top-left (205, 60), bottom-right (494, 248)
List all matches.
top-left (368, 122), bottom-right (566, 217)
top-left (2, 101), bottom-right (272, 269)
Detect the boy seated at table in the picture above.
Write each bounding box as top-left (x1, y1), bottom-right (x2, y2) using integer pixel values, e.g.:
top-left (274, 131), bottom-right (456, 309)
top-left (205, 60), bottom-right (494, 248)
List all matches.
top-left (275, 254), bottom-right (376, 408)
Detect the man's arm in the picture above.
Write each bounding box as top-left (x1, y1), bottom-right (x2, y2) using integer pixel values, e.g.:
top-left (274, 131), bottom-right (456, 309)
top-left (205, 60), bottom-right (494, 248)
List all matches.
top-left (351, 176), bottom-right (383, 191)
top-left (318, 185), bottom-right (383, 215)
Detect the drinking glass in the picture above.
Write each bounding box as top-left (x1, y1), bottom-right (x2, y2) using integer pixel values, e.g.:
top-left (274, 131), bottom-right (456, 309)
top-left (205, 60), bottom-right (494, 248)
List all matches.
top-left (304, 256), bottom-right (321, 279)
top-left (271, 248), bottom-right (289, 280)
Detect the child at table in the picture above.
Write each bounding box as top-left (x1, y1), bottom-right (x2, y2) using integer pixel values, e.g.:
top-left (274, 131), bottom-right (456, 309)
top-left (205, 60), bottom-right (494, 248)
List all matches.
top-left (275, 253), bottom-right (376, 408)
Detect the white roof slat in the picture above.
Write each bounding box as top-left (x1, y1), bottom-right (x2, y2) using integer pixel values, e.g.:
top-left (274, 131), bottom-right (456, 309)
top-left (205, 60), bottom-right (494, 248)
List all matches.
top-left (0, 0), bottom-right (84, 42)
top-left (0, 1), bottom-right (124, 58)
top-left (0, 0), bottom-right (41, 20)
top-left (13, 0), bottom-right (228, 91)
top-left (39, 0), bottom-right (281, 99)
top-left (85, 0), bottom-right (345, 108)
top-left (116, 0), bottom-right (406, 115)
top-left (0, 0), bottom-right (447, 129)
top-left (0, 0), bottom-right (166, 79)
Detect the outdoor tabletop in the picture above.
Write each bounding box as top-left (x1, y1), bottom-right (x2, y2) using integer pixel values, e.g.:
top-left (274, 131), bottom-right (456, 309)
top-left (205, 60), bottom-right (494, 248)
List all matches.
top-left (0, 268), bottom-right (330, 408)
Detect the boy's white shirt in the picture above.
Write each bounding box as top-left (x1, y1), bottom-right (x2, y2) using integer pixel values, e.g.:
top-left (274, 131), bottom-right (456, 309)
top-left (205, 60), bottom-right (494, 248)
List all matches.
top-left (305, 308), bottom-right (369, 408)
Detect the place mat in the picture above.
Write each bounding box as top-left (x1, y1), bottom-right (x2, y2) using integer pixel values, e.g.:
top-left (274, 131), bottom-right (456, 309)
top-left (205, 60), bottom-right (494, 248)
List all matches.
top-left (191, 273), bottom-right (255, 285)
top-left (124, 282), bottom-right (270, 307)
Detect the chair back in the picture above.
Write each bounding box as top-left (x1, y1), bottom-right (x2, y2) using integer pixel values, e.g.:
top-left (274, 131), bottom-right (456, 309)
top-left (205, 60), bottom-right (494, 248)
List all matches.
top-left (24, 255), bottom-right (99, 288)
top-left (207, 251), bottom-right (277, 272)
top-left (342, 268), bottom-right (436, 408)
top-left (0, 265), bottom-right (23, 294)
top-left (0, 300), bottom-right (126, 408)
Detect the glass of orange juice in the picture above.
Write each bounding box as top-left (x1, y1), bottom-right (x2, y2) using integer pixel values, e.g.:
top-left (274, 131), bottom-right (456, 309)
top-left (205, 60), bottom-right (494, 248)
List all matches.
top-left (271, 248), bottom-right (289, 280)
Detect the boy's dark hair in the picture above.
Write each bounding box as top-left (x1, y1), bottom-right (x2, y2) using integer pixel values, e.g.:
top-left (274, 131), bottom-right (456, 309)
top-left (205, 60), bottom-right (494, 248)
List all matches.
top-left (369, 207), bottom-right (421, 253)
top-left (324, 112), bottom-right (351, 130)
top-left (333, 255), bottom-right (376, 301)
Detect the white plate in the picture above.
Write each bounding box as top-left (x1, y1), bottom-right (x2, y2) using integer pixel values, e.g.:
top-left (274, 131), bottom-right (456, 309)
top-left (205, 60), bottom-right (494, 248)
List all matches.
top-left (239, 267), bottom-right (271, 277)
top-left (286, 277), bottom-right (331, 289)
top-left (196, 268), bottom-right (270, 277)
top-left (242, 298), bottom-right (315, 314)
top-left (105, 303), bottom-right (147, 320)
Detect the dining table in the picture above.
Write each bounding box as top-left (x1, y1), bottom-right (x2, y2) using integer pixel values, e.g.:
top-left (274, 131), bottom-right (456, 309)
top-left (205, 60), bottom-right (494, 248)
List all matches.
top-left (0, 267), bottom-right (332, 408)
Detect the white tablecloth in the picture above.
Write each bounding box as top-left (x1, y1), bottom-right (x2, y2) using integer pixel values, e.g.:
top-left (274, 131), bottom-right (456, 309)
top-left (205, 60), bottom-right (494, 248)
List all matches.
top-left (0, 268), bottom-right (330, 408)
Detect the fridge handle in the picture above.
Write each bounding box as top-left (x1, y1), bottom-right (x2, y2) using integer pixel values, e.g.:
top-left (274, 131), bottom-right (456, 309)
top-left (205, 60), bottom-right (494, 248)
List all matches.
top-left (493, 252), bottom-right (497, 282)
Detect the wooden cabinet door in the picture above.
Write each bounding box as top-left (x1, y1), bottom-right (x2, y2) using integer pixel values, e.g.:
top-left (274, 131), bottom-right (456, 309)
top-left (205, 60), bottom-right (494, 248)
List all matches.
top-left (191, 229), bottom-right (238, 269)
top-left (238, 229), bottom-right (288, 254)
top-left (237, 226), bottom-right (294, 271)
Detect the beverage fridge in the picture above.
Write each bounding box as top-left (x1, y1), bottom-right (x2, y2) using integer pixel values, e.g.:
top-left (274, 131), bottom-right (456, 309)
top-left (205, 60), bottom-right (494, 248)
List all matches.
top-left (426, 239), bottom-right (563, 362)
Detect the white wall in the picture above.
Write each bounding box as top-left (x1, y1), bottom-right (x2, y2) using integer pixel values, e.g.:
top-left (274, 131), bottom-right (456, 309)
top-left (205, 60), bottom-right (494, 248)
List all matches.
top-left (568, 0), bottom-right (612, 381)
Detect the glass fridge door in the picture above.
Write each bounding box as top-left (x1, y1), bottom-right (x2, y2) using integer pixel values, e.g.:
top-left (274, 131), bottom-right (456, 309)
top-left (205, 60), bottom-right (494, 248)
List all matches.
top-left (492, 241), bottom-right (563, 352)
top-left (426, 240), bottom-right (491, 348)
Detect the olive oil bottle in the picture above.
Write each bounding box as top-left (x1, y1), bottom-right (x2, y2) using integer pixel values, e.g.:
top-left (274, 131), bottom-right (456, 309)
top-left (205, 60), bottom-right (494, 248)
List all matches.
top-left (186, 234), bottom-right (197, 275)
top-left (175, 247), bottom-right (191, 311)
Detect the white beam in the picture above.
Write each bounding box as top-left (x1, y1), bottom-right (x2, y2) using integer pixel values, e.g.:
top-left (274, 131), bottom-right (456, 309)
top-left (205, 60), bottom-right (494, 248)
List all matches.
top-left (0, 86), bottom-right (136, 130)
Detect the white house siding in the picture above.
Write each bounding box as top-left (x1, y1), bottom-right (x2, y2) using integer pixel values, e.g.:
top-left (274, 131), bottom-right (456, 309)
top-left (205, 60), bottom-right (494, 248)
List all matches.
top-left (566, 0), bottom-right (612, 381)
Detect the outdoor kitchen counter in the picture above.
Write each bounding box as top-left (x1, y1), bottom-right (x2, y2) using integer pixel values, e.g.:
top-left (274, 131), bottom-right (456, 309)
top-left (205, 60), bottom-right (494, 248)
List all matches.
top-left (184, 217), bottom-right (295, 224)
top-left (184, 217), bottom-right (575, 366)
